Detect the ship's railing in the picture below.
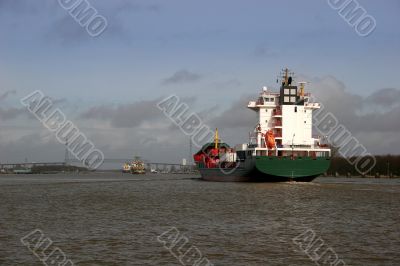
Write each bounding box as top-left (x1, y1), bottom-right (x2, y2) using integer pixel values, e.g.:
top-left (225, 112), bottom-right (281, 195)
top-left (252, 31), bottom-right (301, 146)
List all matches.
top-left (305, 102), bottom-right (320, 108)
top-left (312, 136), bottom-right (330, 147)
top-left (249, 132), bottom-right (258, 145)
top-left (261, 92), bottom-right (280, 95)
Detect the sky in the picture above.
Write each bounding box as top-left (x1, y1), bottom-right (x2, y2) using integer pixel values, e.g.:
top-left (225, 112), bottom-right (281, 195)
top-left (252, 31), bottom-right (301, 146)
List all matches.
top-left (0, 0), bottom-right (399, 165)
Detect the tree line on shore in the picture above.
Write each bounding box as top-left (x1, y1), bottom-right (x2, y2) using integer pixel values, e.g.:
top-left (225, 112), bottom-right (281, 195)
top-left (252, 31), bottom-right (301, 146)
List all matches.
top-left (327, 155), bottom-right (400, 177)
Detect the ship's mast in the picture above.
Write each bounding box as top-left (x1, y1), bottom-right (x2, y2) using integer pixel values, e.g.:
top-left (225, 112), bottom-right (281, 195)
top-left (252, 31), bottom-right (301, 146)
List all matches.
top-left (280, 68), bottom-right (295, 86)
top-left (64, 138), bottom-right (69, 165)
top-left (299, 82), bottom-right (306, 97)
top-left (284, 68), bottom-right (289, 86)
top-left (214, 128), bottom-right (219, 149)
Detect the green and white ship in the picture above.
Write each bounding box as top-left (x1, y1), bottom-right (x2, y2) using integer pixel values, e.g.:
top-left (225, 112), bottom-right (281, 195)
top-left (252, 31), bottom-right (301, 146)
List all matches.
top-left (193, 68), bottom-right (331, 182)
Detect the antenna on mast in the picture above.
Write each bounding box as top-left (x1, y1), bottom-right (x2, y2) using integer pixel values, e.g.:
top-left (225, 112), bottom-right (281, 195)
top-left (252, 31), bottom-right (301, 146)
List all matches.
top-left (189, 138), bottom-right (193, 165)
top-left (279, 68), bottom-right (295, 86)
top-left (64, 138), bottom-right (69, 165)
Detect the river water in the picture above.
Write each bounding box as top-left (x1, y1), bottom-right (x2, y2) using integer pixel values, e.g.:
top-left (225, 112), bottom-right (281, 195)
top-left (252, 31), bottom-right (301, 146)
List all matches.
top-left (0, 173), bottom-right (399, 265)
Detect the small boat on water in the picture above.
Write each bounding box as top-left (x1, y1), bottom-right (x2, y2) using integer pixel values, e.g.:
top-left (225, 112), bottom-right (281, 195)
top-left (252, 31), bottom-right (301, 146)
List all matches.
top-left (150, 168), bottom-right (158, 173)
top-left (122, 156), bottom-right (146, 174)
top-left (122, 163), bottom-right (131, 173)
top-left (130, 157), bottom-right (146, 174)
top-left (193, 68), bottom-right (331, 182)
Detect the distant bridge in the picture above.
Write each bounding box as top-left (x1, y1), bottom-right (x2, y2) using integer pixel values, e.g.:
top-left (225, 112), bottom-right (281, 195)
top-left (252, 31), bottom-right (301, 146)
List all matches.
top-left (0, 159), bottom-right (191, 171)
top-left (69, 158), bottom-right (185, 166)
top-left (67, 158), bottom-right (189, 169)
top-left (0, 162), bottom-right (67, 168)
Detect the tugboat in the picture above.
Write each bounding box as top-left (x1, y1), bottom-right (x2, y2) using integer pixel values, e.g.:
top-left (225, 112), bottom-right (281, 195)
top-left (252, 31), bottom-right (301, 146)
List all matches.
top-left (130, 157), bottom-right (146, 174)
top-left (122, 162), bottom-right (131, 173)
top-left (193, 68), bottom-right (331, 182)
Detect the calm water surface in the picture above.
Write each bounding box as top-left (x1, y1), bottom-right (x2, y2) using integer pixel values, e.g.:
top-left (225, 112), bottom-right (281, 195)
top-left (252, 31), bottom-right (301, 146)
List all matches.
top-left (0, 173), bottom-right (399, 265)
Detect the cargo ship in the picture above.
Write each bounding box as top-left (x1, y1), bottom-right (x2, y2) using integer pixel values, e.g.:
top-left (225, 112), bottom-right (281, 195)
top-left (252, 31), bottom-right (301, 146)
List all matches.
top-left (193, 68), bottom-right (331, 182)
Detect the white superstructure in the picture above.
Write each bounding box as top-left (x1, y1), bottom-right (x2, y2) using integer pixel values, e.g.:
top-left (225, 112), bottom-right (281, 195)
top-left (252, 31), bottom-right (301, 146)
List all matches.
top-left (245, 69), bottom-right (330, 158)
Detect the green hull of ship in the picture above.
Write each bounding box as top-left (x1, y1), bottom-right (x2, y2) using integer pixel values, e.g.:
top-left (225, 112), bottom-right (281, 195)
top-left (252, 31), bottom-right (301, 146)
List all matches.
top-left (199, 156), bottom-right (330, 182)
top-left (255, 156), bottom-right (331, 180)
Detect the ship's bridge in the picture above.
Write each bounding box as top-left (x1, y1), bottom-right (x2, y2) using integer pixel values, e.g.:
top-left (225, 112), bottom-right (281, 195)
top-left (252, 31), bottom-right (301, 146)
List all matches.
top-left (248, 90), bottom-right (279, 109)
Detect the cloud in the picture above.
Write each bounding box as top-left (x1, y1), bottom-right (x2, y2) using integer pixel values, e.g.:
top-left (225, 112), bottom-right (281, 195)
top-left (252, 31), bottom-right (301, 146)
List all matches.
top-left (212, 79), bottom-right (242, 90)
top-left (80, 96), bottom-right (197, 128)
top-left (113, 1), bottom-right (160, 13)
top-left (0, 107), bottom-right (25, 120)
top-left (44, 1), bottom-right (161, 44)
top-left (0, 90), bottom-right (16, 101)
top-left (307, 76), bottom-right (400, 133)
top-left (365, 88), bottom-right (400, 108)
top-left (253, 43), bottom-right (279, 58)
top-left (1, 76), bottom-right (400, 164)
top-left (45, 15), bottom-right (93, 44)
top-left (207, 95), bottom-right (256, 129)
top-left (307, 75), bottom-right (363, 127)
top-left (0, 90), bottom-right (67, 121)
top-left (52, 97), bottom-right (68, 105)
top-left (0, 0), bottom-right (44, 14)
top-left (0, 129), bottom-right (68, 163)
top-left (80, 103), bottom-right (159, 128)
top-left (303, 76), bottom-right (400, 154)
top-left (162, 70), bottom-right (202, 85)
